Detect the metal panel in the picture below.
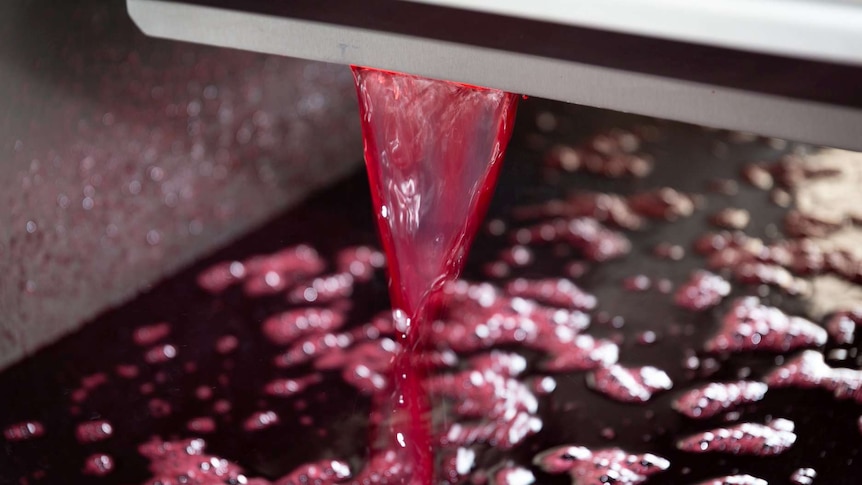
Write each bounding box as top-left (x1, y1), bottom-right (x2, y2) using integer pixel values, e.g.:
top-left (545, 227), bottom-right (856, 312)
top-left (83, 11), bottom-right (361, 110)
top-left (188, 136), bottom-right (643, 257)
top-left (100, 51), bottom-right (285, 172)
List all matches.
top-left (128, 0), bottom-right (862, 150)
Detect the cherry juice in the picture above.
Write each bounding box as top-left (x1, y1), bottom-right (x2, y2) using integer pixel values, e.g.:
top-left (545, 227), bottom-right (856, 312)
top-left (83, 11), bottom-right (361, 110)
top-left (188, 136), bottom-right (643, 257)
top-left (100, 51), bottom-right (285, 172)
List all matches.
top-left (352, 66), bottom-right (518, 482)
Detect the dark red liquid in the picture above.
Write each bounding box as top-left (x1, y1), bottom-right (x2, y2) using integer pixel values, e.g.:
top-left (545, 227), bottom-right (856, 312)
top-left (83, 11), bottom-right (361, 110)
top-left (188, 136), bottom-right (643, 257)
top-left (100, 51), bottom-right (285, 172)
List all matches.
top-left (352, 67), bottom-right (518, 483)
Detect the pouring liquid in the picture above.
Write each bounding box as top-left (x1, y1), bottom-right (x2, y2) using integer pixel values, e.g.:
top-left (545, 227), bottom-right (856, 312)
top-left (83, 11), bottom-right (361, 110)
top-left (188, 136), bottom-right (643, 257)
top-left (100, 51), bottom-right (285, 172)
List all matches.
top-left (352, 67), bottom-right (518, 483)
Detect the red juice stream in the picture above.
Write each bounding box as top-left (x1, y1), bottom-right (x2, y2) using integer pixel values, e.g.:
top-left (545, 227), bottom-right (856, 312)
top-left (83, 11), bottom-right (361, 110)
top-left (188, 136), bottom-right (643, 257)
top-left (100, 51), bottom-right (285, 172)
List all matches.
top-left (352, 67), bottom-right (518, 482)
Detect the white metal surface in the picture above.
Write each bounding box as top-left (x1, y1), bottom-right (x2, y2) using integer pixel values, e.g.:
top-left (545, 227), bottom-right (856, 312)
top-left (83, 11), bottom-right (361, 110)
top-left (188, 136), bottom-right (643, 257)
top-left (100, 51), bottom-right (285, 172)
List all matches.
top-left (127, 0), bottom-right (862, 150)
top-left (409, 0), bottom-right (862, 66)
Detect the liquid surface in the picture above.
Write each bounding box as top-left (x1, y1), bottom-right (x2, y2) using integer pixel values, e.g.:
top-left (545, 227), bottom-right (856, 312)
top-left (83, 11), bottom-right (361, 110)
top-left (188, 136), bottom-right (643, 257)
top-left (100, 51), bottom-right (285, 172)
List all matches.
top-left (3, 100), bottom-right (862, 484)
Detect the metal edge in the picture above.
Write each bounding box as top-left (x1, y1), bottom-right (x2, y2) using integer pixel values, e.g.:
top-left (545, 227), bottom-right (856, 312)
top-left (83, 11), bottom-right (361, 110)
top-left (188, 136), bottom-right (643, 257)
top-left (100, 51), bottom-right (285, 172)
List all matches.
top-left (127, 0), bottom-right (862, 150)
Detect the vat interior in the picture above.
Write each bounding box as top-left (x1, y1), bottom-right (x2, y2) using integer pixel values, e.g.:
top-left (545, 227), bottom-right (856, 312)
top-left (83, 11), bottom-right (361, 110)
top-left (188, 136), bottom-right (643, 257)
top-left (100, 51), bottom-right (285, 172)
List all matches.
top-left (2, 99), bottom-right (861, 484)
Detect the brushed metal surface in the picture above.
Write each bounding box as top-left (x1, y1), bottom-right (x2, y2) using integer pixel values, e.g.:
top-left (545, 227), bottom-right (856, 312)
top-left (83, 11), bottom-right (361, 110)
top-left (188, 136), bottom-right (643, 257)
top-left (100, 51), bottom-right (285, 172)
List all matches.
top-left (409, 0), bottom-right (862, 66)
top-left (0, 0), bottom-right (362, 369)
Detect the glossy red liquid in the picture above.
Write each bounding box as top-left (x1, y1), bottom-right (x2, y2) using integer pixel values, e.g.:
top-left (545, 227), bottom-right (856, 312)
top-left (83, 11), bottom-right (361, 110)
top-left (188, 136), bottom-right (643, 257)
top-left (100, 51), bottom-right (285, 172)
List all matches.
top-left (352, 66), bottom-right (518, 483)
